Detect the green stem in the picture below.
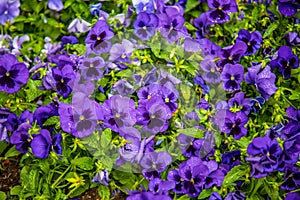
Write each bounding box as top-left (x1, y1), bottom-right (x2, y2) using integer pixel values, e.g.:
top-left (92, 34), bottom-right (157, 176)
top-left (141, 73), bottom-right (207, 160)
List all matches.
top-left (66, 186), bottom-right (79, 197)
top-left (51, 164), bottom-right (72, 189)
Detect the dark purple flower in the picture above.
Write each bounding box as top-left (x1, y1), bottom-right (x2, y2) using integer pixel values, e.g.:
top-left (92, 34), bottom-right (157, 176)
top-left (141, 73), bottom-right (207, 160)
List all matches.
top-left (92, 169), bottom-right (109, 186)
top-left (137, 96), bottom-right (172, 134)
top-left (236, 29), bottom-right (262, 56)
top-left (90, 3), bottom-right (109, 19)
top-left (178, 134), bottom-right (202, 158)
top-left (161, 82), bottom-right (179, 112)
top-left (52, 133), bottom-right (62, 154)
top-left (30, 129), bottom-right (52, 159)
top-left (98, 95), bottom-right (137, 133)
top-left (193, 73), bottom-right (210, 94)
top-left (200, 58), bottom-right (220, 83)
top-left (158, 6), bottom-right (186, 43)
top-left (207, 0), bottom-right (238, 23)
top-left (221, 111), bottom-right (248, 140)
top-left (0, 108), bottom-right (11, 141)
top-left (133, 12), bottom-right (159, 41)
top-left (220, 63), bottom-right (244, 92)
top-left (203, 160), bottom-right (225, 188)
top-left (0, 0), bottom-right (20, 25)
top-left (270, 46), bottom-right (299, 79)
top-left (250, 96), bottom-right (265, 114)
top-left (282, 107), bottom-right (300, 139)
top-left (194, 13), bottom-right (212, 39)
top-left (0, 54), bottom-right (29, 93)
top-left (284, 192), bottom-right (300, 200)
top-left (52, 65), bottom-right (76, 98)
top-left (246, 135), bottom-right (282, 178)
top-left (62, 36), bottom-right (78, 46)
top-left (79, 56), bottom-right (105, 80)
top-left (228, 92), bottom-right (251, 115)
top-left (127, 191), bottom-right (172, 200)
top-left (245, 63), bottom-right (277, 100)
top-left (85, 20), bottom-right (114, 53)
top-left (284, 32), bottom-right (300, 46)
top-left (140, 151), bottom-right (172, 179)
top-left (137, 84), bottom-right (162, 101)
top-left (10, 123), bottom-right (31, 154)
top-left (281, 167), bottom-right (300, 191)
top-left (148, 178), bottom-right (175, 195)
top-left (222, 150), bottom-right (241, 170)
top-left (218, 41), bottom-right (247, 68)
top-left (278, 0), bottom-right (299, 17)
top-left (33, 103), bottom-right (59, 128)
top-left (224, 191), bottom-right (246, 200)
top-left (199, 38), bottom-right (221, 58)
top-left (209, 192), bottom-right (223, 200)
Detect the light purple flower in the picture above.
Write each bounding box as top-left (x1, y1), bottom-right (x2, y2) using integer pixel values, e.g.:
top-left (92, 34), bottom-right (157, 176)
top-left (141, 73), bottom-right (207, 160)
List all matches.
top-left (48, 0), bottom-right (63, 11)
top-left (0, 0), bottom-right (20, 25)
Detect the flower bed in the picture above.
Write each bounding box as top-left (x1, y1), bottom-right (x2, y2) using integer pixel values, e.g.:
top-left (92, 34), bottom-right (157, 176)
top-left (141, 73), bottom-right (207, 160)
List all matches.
top-left (0, 0), bottom-right (300, 199)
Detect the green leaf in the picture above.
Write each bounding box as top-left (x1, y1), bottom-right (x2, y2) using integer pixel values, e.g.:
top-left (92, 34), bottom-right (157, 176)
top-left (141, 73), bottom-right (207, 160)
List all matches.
top-left (177, 194), bottom-right (190, 200)
top-left (10, 185), bottom-right (22, 196)
top-left (116, 69), bottom-right (132, 77)
top-left (185, 0), bottom-right (200, 13)
top-left (0, 141), bottom-right (9, 155)
top-left (98, 185), bottom-right (110, 200)
top-left (198, 189), bottom-right (213, 199)
top-left (101, 128), bottom-right (112, 148)
top-left (222, 165), bottom-right (247, 187)
top-left (263, 21), bottom-right (279, 38)
top-left (25, 79), bottom-right (44, 102)
top-left (43, 116), bottom-right (60, 126)
top-left (4, 146), bottom-right (21, 158)
top-left (0, 191), bottom-right (6, 200)
top-left (263, 180), bottom-right (279, 200)
top-left (71, 157), bottom-right (94, 170)
top-left (178, 128), bottom-right (204, 138)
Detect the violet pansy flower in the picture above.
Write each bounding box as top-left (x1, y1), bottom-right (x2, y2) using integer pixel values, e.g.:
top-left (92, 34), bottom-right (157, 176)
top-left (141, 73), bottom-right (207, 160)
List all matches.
top-left (221, 110), bottom-right (248, 140)
top-left (220, 63), bottom-right (244, 92)
top-left (48, 0), bottom-right (63, 11)
top-left (0, 0), bottom-right (20, 25)
top-left (207, 0), bottom-right (238, 24)
top-left (52, 65), bottom-right (76, 98)
top-left (218, 41), bottom-right (247, 69)
top-left (236, 29), bottom-right (262, 56)
top-left (228, 92), bottom-right (251, 115)
top-left (133, 12), bottom-right (159, 41)
top-left (0, 54), bottom-right (29, 94)
top-left (79, 56), bottom-right (105, 80)
top-left (278, 0), bottom-right (299, 17)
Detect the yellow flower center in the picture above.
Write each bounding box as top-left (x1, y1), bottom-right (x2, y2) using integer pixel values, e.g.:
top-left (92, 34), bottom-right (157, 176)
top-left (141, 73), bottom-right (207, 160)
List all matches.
top-left (165, 98), bottom-right (169, 103)
top-left (147, 95), bottom-right (151, 100)
top-left (170, 27), bottom-right (174, 31)
top-left (228, 57), bottom-right (233, 61)
top-left (121, 54), bottom-right (126, 59)
top-left (80, 116), bottom-right (85, 121)
top-left (230, 76), bottom-right (235, 81)
top-left (218, 6), bottom-right (222, 10)
top-left (5, 72), bottom-right (10, 77)
top-left (89, 64), bottom-right (94, 68)
top-left (190, 179), bottom-right (195, 185)
top-left (143, 6), bottom-right (147, 11)
top-left (142, 26), bottom-right (147, 30)
top-left (4, 10), bottom-right (8, 15)
top-left (152, 164), bottom-right (156, 169)
top-left (151, 115), bottom-right (156, 119)
top-left (267, 152), bottom-right (270, 157)
top-left (115, 113), bottom-right (120, 118)
top-left (60, 79), bottom-right (64, 83)
top-left (97, 37), bottom-right (101, 41)
top-left (247, 42), bottom-right (251, 46)
top-left (211, 69), bottom-right (215, 73)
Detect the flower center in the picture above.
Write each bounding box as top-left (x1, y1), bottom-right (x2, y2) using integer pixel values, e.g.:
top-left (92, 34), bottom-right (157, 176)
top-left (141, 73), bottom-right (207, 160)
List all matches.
top-left (147, 95), bottom-right (151, 99)
top-left (228, 57), bottom-right (233, 61)
top-left (190, 178), bottom-right (195, 185)
top-left (247, 42), bottom-right (251, 46)
top-left (151, 115), bottom-right (156, 119)
top-left (80, 116), bottom-right (85, 121)
top-left (230, 76), bottom-right (235, 81)
top-left (60, 79), bottom-right (64, 83)
top-left (121, 54), bottom-right (126, 59)
top-left (115, 113), bottom-right (120, 118)
top-left (97, 37), bottom-right (101, 41)
top-left (152, 164), bottom-right (156, 169)
top-left (89, 63), bottom-right (94, 68)
top-left (4, 10), bottom-right (8, 15)
top-left (165, 98), bottom-right (169, 103)
top-left (27, 139), bottom-right (31, 143)
top-left (218, 6), bottom-right (222, 10)
top-left (211, 69), bottom-right (215, 73)
top-left (255, 102), bottom-right (259, 107)
top-left (142, 26), bottom-right (147, 30)
top-left (143, 6), bottom-right (147, 11)
top-left (267, 152), bottom-right (270, 157)
top-left (5, 72), bottom-right (10, 77)
top-left (170, 26), bottom-right (174, 31)
top-left (180, 178), bottom-right (184, 182)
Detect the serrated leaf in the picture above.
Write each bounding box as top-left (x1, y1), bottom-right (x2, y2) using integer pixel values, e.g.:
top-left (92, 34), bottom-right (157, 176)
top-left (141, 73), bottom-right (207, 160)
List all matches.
top-left (222, 165), bottom-right (247, 187)
top-left (71, 157), bottom-right (94, 170)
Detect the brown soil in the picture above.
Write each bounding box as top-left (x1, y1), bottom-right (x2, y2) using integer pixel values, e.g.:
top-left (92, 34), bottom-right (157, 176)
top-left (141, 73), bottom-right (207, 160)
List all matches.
top-left (0, 158), bottom-right (21, 193)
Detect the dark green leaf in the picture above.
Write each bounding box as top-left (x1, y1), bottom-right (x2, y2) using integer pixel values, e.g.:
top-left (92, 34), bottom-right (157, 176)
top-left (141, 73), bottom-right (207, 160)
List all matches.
top-left (263, 21), bottom-right (279, 38)
top-left (222, 165), bottom-right (247, 187)
top-left (4, 146), bottom-right (21, 158)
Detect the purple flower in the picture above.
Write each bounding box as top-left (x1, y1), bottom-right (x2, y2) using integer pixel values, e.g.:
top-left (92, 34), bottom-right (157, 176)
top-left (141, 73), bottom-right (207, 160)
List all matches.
top-left (245, 63), bottom-right (277, 100)
top-left (207, 0), bottom-right (238, 24)
top-left (178, 134), bottom-right (202, 158)
top-left (48, 0), bottom-right (63, 11)
top-left (68, 18), bottom-right (91, 34)
top-left (168, 157), bottom-right (209, 197)
top-left (85, 20), bottom-right (114, 53)
top-left (203, 160), bottom-right (225, 188)
top-left (284, 32), bottom-right (300, 46)
top-left (30, 130), bottom-right (52, 159)
top-left (10, 123), bottom-right (31, 154)
top-left (79, 56), bottom-right (105, 80)
top-left (224, 191), bottom-right (246, 200)
top-left (134, 0), bottom-right (155, 13)
top-left (137, 83), bottom-right (161, 101)
top-left (199, 38), bottom-right (221, 58)
top-left (0, 0), bottom-right (20, 25)
top-left (61, 36), bottom-right (78, 46)
top-left (52, 133), bottom-right (62, 154)
top-left (113, 80), bottom-right (135, 96)
top-left (270, 46), bottom-right (299, 79)
top-left (0, 108), bottom-right (11, 141)
top-left (281, 167), bottom-right (300, 191)
top-left (193, 73), bottom-right (210, 94)
top-left (221, 111), bottom-right (248, 140)
top-left (250, 96), bottom-right (265, 113)
top-left (209, 192), bottom-right (222, 200)
top-left (194, 13), bottom-right (212, 38)
top-left (137, 96), bottom-right (172, 134)
top-left (127, 191), bottom-right (172, 200)
top-left (221, 150), bottom-right (241, 170)
top-left (284, 192), bottom-right (300, 200)
top-left (33, 103), bottom-right (59, 128)
top-left (52, 65), bottom-right (75, 98)
top-left (133, 12), bottom-right (159, 41)
top-left (157, 6), bottom-right (186, 43)
top-left (140, 151), bottom-right (172, 179)
top-left (246, 135), bottom-right (282, 178)
top-left (109, 39), bottom-right (135, 62)
top-left (90, 3), bottom-right (109, 19)
top-left (218, 41), bottom-right (247, 68)
top-left (161, 82), bottom-right (179, 112)
top-left (200, 58), bottom-right (220, 83)
top-left (228, 92), bottom-right (251, 115)
top-left (98, 95), bottom-right (137, 133)
top-left (278, 0), bottom-right (299, 17)
top-left (220, 63), bottom-right (244, 92)
top-left (236, 29), bottom-right (262, 56)
top-left (0, 54), bottom-right (29, 93)
top-left (92, 169), bottom-right (109, 186)
top-left (148, 178), bottom-right (175, 195)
